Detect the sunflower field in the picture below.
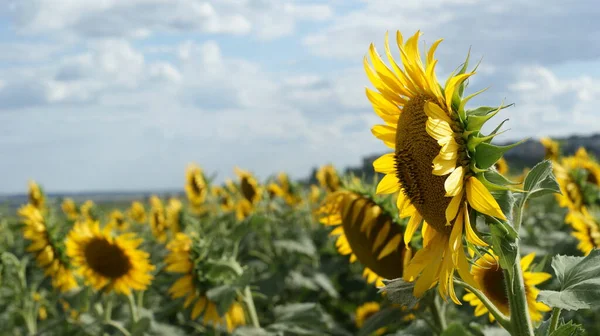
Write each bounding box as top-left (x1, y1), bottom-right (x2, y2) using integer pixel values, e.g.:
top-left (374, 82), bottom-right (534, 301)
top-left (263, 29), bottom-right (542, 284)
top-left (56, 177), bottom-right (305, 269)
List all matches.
top-left (2, 30), bottom-right (600, 336)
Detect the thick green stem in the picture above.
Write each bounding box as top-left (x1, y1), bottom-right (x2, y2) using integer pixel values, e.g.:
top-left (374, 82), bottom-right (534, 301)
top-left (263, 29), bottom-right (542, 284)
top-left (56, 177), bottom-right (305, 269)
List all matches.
top-left (429, 297), bottom-right (447, 332)
top-left (103, 296), bottom-right (114, 323)
top-left (127, 293), bottom-right (139, 324)
top-left (136, 290), bottom-right (145, 310)
top-left (243, 287), bottom-right (260, 328)
top-left (548, 307), bottom-right (561, 334)
top-left (454, 279), bottom-right (512, 332)
top-left (504, 246), bottom-right (534, 336)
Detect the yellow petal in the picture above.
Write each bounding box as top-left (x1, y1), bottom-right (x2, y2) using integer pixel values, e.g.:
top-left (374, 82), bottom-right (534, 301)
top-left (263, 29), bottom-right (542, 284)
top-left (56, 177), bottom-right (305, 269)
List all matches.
top-left (444, 166), bottom-right (464, 196)
top-left (520, 252), bottom-right (536, 271)
top-left (378, 234), bottom-right (402, 260)
top-left (466, 177), bottom-right (507, 220)
top-left (463, 206), bottom-right (487, 247)
top-left (445, 193), bottom-right (463, 222)
top-left (376, 174), bottom-right (400, 194)
top-left (426, 118), bottom-right (453, 141)
top-left (404, 213), bottom-right (423, 247)
top-left (424, 101), bottom-right (451, 123)
top-left (373, 153), bottom-right (396, 174)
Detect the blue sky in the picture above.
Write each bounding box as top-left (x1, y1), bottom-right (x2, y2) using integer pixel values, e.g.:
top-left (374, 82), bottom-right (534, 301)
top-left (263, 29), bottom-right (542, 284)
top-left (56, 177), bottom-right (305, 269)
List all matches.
top-left (2, 0), bottom-right (600, 194)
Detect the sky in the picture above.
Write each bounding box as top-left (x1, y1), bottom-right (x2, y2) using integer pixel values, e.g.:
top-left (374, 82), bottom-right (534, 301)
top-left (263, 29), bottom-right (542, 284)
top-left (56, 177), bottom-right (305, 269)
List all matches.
top-left (2, 0), bottom-right (600, 194)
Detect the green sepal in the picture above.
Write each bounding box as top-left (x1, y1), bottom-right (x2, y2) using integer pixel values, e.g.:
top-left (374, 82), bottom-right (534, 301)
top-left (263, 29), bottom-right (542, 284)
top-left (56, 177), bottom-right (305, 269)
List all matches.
top-left (467, 130), bottom-right (509, 152)
top-left (466, 106), bottom-right (502, 132)
top-left (478, 172), bottom-right (516, 191)
top-left (472, 140), bottom-right (526, 170)
top-left (466, 103), bottom-right (514, 117)
top-left (456, 48), bottom-right (471, 97)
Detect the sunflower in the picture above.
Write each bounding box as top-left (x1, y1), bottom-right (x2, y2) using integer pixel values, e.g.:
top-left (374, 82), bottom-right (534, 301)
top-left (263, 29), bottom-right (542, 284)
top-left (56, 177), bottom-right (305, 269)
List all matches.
top-left (367, 30), bottom-right (511, 302)
top-left (165, 233), bottom-right (247, 332)
top-left (108, 210), bottom-right (129, 231)
top-left (494, 157), bottom-right (509, 176)
top-left (66, 219), bottom-right (154, 295)
top-left (316, 164), bottom-right (341, 193)
top-left (234, 168), bottom-right (262, 220)
top-left (463, 251), bottom-right (551, 322)
top-left (166, 198), bottom-right (183, 234)
top-left (61, 198), bottom-right (78, 220)
top-left (211, 186), bottom-right (235, 212)
top-left (28, 180), bottom-right (45, 210)
top-left (568, 207), bottom-right (600, 255)
top-left (318, 190), bottom-right (411, 287)
top-left (80, 200), bottom-right (96, 221)
top-left (185, 164), bottom-right (208, 214)
top-left (355, 302), bottom-right (386, 335)
top-left (128, 201), bottom-right (147, 223)
top-left (310, 185), bottom-right (322, 204)
top-left (553, 147), bottom-right (600, 215)
top-left (540, 137), bottom-right (560, 161)
top-left (149, 195), bottom-right (168, 243)
top-left (18, 204), bottom-right (78, 292)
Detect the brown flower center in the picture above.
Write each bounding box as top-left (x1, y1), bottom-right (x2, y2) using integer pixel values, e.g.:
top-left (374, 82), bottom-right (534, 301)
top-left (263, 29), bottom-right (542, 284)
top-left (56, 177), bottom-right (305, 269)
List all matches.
top-left (481, 264), bottom-right (509, 310)
top-left (341, 193), bottom-right (405, 280)
top-left (585, 168), bottom-right (598, 185)
top-left (84, 238), bottom-right (131, 278)
top-left (241, 177), bottom-right (257, 203)
top-left (190, 175), bottom-right (204, 196)
top-left (394, 95), bottom-right (452, 233)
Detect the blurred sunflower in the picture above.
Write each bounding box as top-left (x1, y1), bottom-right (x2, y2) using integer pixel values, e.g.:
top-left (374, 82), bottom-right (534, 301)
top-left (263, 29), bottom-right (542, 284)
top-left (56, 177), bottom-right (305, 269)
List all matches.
top-left (18, 204), bottom-right (78, 292)
top-left (212, 186), bottom-right (235, 212)
top-left (185, 164), bottom-right (208, 214)
top-left (80, 200), bottom-right (96, 221)
top-left (166, 198), bottom-right (183, 234)
top-left (128, 201), bottom-right (147, 223)
top-left (277, 173), bottom-right (302, 206)
top-left (164, 233), bottom-right (247, 332)
top-left (319, 190), bottom-right (411, 287)
top-left (367, 30), bottom-right (511, 302)
top-left (569, 207), bottom-right (600, 255)
top-left (494, 157), bottom-right (509, 176)
top-left (234, 168), bottom-right (262, 220)
top-left (28, 180), bottom-right (45, 211)
top-left (463, 251), bottom-right (551, 322)
top-left (554, 148), bottom-right (600, 214)
top-left (310, 185), bottom-right (321, 204)
top-left (540, 137), bottom-right (560, 161)
top-left (316, 164), bottom-right (341, 193)
top-left (355, 302), bottom-right (385, 335)
top-left (66, 219), bottom-right (154, 295)
top-left (61, 198), bottom-right (79, 220)
top-left (149, 195), bottom-right (168, 243)
top-left (108, 210), bottom-right (129, 231)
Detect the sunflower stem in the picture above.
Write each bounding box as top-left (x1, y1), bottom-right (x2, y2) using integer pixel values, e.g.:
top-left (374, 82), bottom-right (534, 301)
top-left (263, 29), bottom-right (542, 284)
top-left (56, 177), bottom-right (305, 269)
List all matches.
top-left (548, 307), bottom-right (561, 334)
top-left (136, 290), bottom-right (145, 310)
top-left (504, 246), bottom-right (534, 336)
top-left (243, 286), bottom-right (260, 328)
top-left (430, 296), bottom-right (447, 332)
top-left (127, 293), bottom-right (139, 324)
top-left (454, 279), bottom-right (512, 332)
top-left (103, 295), bottom-right (114, 323)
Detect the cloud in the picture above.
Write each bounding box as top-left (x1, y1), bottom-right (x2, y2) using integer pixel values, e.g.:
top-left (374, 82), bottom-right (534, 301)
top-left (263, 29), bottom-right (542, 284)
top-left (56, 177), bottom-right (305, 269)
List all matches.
top-left (7, 0), bottom-right (332, 40)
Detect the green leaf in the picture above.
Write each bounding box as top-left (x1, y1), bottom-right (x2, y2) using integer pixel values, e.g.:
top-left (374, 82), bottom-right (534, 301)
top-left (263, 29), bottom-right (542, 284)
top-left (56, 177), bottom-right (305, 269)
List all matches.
top-left (233, 327), bottom-right (277, 336)
top-left (206, 285), bottom-right (238, 316)
top-left (312, 273), bottom-right (339, 299)
top-left (537, 249), bottom-right (600, 310)
top-left (549, 321), bottom-right (585, 336)
top-left (534, 319), bottom-right (551, 336)
top-left (472, 142), bottom-right (523, 170)
top-left (440, 323), bottom-right (473, 336)
top-left (273, 237), bottom-right (316, 259)
top-left (379, 278), bottom-right (419, 309)
top-left (467, 106), bottom-right (500, 117)
top-left (491, 190), bottom-right (517, 224)
top-left (490, 221), bottom-right (518, 278)
top-left (131, 317), bottom-right (152, 336)
top-left (523, 161), bottom-right (561, 199)
top-left (357, 307), bottom-right (401, 336)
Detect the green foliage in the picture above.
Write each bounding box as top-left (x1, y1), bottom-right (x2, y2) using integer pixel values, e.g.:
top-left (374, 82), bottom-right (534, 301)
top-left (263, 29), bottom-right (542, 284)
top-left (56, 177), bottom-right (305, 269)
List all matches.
top-left (538, 249), bottom-right (600, 311)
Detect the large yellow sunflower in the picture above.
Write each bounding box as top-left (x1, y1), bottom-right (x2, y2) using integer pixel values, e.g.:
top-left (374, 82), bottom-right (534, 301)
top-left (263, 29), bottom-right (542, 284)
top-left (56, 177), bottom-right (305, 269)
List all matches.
top-left (128, 201), bottom-right (147, 223)
top-left (185, 164), bottom-right (208, 214)
top-left (66, 219), bottom-right (154, 295)
top-left (28, 180), bottom-right (45, 211)
top-left (165, 233), bottom-right (247, 332)
top-left (149, 195), bottom-right (168, 243)
top-left (568, 207), bottom-right (600, 255)
top-left (316, 164), bottom-right (341, 193)
top-left (18, 204), bottom-right (78, 292)
top-left (61, 198), bottom-right (79, 220)
top-left (318, 190), bottom-right (411, 287)
top-left (367, 30), bottom-right (510, 302)
top-left (463, 251), bottom-right (551, 322)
